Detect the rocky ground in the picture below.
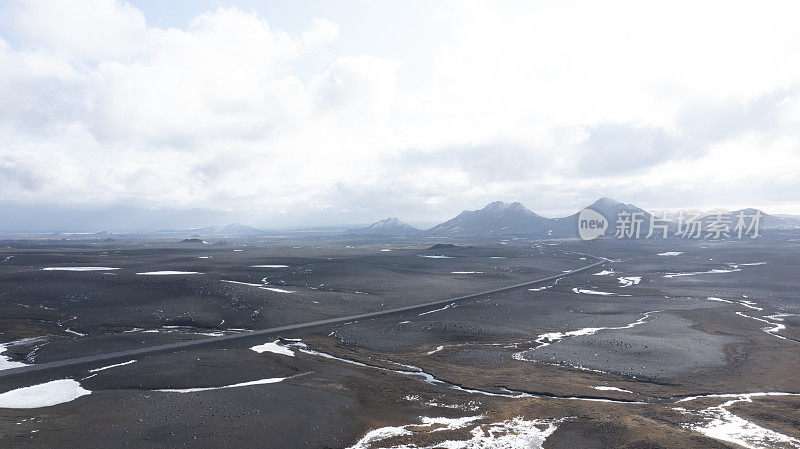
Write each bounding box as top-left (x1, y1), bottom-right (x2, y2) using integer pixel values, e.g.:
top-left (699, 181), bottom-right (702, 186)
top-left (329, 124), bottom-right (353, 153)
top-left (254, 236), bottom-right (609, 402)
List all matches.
top-left (1, 234), bottom-right (799, 448)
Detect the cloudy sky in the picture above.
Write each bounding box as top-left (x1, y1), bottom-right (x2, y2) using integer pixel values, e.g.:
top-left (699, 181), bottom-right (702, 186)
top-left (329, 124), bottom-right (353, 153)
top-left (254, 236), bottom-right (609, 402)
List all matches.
top-left (1, 0), bottom-right (799, 231)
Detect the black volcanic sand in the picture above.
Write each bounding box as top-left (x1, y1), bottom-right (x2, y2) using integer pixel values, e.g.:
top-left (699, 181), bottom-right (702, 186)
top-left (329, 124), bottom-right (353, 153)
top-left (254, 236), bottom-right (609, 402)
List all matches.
top-left (1, 234), bottom-right (800, 448)
top-left (0, 242), bottom-right (584, 361)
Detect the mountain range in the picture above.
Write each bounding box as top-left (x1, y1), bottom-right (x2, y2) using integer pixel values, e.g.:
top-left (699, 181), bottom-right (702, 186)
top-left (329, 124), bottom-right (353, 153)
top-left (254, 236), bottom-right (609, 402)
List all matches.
top-left (181, 223), bottom-right (268, 238)
top-left (50, 198), bottom-right (796, 239)
top-left (342, 197), bottom-right (800, 238)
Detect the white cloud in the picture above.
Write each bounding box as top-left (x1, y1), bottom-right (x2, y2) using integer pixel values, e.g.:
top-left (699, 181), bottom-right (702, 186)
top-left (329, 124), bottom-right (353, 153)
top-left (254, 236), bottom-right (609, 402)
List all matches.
top-left (0, 0), bottom-right (799, 228)
top-left (3, 0), bottom-right (147, 58)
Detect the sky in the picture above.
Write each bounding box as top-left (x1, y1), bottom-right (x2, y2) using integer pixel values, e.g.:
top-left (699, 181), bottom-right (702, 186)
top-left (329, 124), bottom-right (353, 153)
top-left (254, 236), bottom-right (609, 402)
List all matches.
top-left (1, 0), bottom-right (799, 231)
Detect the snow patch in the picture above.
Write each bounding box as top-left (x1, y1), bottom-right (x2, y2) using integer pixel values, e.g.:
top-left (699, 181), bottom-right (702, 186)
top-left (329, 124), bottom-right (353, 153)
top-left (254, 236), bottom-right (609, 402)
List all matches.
top-left (617, 276), bottom-right (641, 287)
top-left (0, 379), bottom-right (90, 409)
top-left (0, 342), bottom-right (28, 370)
top-left (764, 313), bottom-right (796, 322)
top-left (88, 360), bottom-right (136, 373)
top-left (593, 386), bottom-right (633, 393)
top-left (735, 312), bottom-right (788, 340)
top-left (259, 287), bottom-right (295, 294)
top-left (572, 288), bottom-right (630, 296)
top-left (221, 280), bottom-right (263, 287)
top-left (43, 267), bottom-right (119, 271)
top-left (419, 303), bottom-right (455, 316)
top-left (515, 311), bottom-right (658, 358)
top-left (664, 268), bottom-right (740, 278)
top-left (679, 393), bottom-right (800, 449)
top-left (155, 377), bottom-right (289, 393)
top-left (427, 345), bottom-right (445, 355)
top-left (250, 340), bottom-right (295, 357)
top-left (347, 416), bottom-right (564, 449)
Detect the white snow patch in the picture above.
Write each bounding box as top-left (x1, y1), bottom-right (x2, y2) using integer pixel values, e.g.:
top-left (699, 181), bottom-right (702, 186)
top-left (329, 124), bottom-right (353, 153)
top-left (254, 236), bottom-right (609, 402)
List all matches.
top-left (617, 276), bottom-right (641, 287)
top-left (88, 360), bottom-right (136, 373)
top-left (735, 312), bottom-right (788, 340)
top-left (221, 280), bottom-right (263, 287)
top-left (737, 300), bottom-right (763, 311)
top-left (679, 393), bottom-right (800, 449)
top-left (250, 265), bottom-right (289, 268)
top-left (250, 340), bottom-right (295, 357)
top-left (417, 254), bottom-right (453, 259)
top-left (0, 379), bottom-right (90, 408)
top-left (451, 271), bottom-right (483, 274)
top-left (515, 311), bottom-right (657, 357)
top-left (347, 416), bottom-right (564, 449)
top-left (259, 287), bottom-right (295, 294)
top-left (593, 270), bottom-right (614, 276)
top-left (0, 342), bottom-right (28, 370)
top-left (593, 386), bottom-right (633, 393)
top-left (419, 303), bottom-right (455, 316)
top-left (657, 251), bottom-right (684, 256)
top-left (135, 271), bottom-right (201, 275)
top-left (347, 416), bottom-right (484, 449)
top-left (664, 268), bottom-right (740, 278)
top-left (572, 288), bottom-right (630, 296)
top-left (155, 377), bottom-right (288, 393)
top-left (43, 267), bottom-right (120, 271)
top-left (764, 313), bottom-right (796, 322)
top-left (427, 346), bottom-right (445, 355)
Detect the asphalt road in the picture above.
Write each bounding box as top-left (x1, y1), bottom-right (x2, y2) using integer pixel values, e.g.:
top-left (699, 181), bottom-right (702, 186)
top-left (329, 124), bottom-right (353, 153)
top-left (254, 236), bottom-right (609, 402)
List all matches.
top-left (0, 256), bottom-right (608, 379)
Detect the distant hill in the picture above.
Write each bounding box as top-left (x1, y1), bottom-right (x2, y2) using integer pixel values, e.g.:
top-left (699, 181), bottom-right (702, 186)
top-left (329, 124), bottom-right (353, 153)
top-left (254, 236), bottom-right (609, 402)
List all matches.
top-left (344, 217), bottom-right (421, 235)
top-left (163, 223), bottom-right (267, 238)
top-left (776, 214), bottom-right (800, 227)
top-left (215, 223), bottom-right (267, 237)
top-left (429, 243), bottom-right (459, 249)
top-left (547, 197), bottom-right (656, 238)
top-left (180, 238), bottom-right (206, 243)
top-left (723, 209), bottom-right (799, 230)
top-left (426, 201), bottom-right (549, 236)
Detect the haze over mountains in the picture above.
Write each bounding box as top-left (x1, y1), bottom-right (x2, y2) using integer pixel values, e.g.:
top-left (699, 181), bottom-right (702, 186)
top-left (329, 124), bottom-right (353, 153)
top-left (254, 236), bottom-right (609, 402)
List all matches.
top-left (4, 198), bottom-right (798, 239)
top-left (343, 217), bottom-right (421, 236)
top-left (343, 197), bottom-right (799, 238)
